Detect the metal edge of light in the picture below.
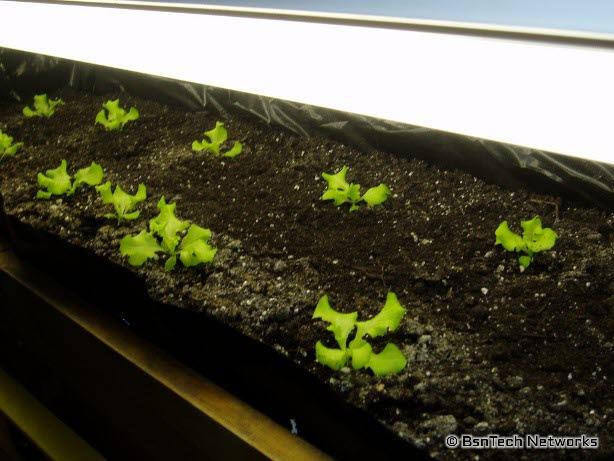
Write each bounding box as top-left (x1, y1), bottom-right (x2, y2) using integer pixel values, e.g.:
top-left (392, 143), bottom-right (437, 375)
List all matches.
top-left (17, 0), bottom-right (614, 45)
top-left (0, 1), bottom-right (613, 165)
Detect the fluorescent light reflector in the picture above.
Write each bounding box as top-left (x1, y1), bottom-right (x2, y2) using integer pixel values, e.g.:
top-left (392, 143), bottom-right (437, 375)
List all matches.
top-left (0, 1), bottom-right (613, 164)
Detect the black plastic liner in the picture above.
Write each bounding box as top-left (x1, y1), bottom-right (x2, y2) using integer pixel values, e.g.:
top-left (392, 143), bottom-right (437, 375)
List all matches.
top-left (1, 47), bottom-right (612, 208)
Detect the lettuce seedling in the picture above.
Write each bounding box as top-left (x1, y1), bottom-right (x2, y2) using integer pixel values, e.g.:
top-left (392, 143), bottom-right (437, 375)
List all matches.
top-left (321, 166), bottom-right (390, 212)
top-left (321, 166), bottom-right (362, 211)
top-left (37, 160), bottom-right (104, 199)
top-left (149, 196), bottom-right (190, 254)
top-left (495, 216), bottom-right (558, 268)
top-left (95, 99), bottom-right (139, 131)
top-left (362, 183), bottom-right (391, 207)
top-left (149, 196), bottom-right (190, 270)
top-left (312, 292), bottom-right (407, 376)
top-left (120, 230), bottom-right (164, 266)
top-left (0, 130), bottom-right (23, 159)
top-left (37, 160), bottom-right (71, 199)
top-left (148, 197), bottom-right (216, 271)
top-left (120, 197), bottom-right (216, 270)
top-left (166, 224), bottom-right (217, 271)
top-left (96, 181), bottom-right (146, 223)
top-left (192, 121), bottom-right (243, 157)
top-left (120, 223), bottom-right (216, 270)
top-left (23, 94), bottom-right (64, 118)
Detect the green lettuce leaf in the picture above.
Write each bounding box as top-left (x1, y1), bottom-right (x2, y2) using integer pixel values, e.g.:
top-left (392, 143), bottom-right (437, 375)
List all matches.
top-left (521, 217), bottom-right (558, 253)
top-left (312, 295), bottom-right (358, 349)
top-left (495, 221), bottom-right (525, 252)
top-left (177, 224), bottom-right (217, 268)
top-left (349, 341), bottom-right (372, 369)
top-left (352, 292), bottom-right (406, 346)
top-left (495, 217), bottom-right (558, 269)
top-left (70, 162), bottom-right (104, 194)
top-left (192, 121), bottom-right (227, 154)
top-left (95, 99), bottom-right (139, 131)
top-left (0, 130), bottom-right (23, 158)
top-left (96, 181), bottom-right (147, 222)
top-left (362, 183), bottom-right (391, 207)
top-left (315, 341), bottom-right (349, 371)
top-left (149, 196), bottom-right (191, 253)
top-left (321, 166), bottom-right (390, 212)
top-left (164, 255), bottom-right (178, 272)
top-left (518, 255), bottom-right (533, 268)
top-left (320, 166), bottom-right (361, 211)
top-left (192, 121), bottom-right (244, 157)
top-left (223, 141), bottom-right (243, 158)
top-left (367, 344), bottom-right (407, 377)
top-left (36, 160), bottom-right (72, 199)
top-left (120, 230), bottom-right (163, 266)
top-left (322, 166), bottom-right (351, 193)
top-left (313, 292), bottom-right (408, 375)
top-left (23, 94), bottom-right (64, 118)
top-left (321, 166), bottom-right (362, 208)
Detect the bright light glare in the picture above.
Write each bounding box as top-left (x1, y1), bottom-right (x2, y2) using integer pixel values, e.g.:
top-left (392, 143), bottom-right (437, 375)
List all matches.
top-left (0, 1), bottom-right (613, 164)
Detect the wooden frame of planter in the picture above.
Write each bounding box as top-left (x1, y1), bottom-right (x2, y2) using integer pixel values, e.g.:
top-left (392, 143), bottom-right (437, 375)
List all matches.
top-left (0, 232), bottom-right (330, 461)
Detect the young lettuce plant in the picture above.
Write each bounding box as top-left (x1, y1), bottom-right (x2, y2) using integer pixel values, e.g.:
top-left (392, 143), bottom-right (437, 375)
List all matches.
top-left (120, 196), bottom-right (217, 270)
top-left (321, 166), bottom-right (390, 212)
top-left (37, 160), bottom-right (71, 199)
top-left (95, 99), bottom-right (139, 131)
top-left (192, 121), bottom-right (243, 158)
top-left (96, 181), bottom-right (147, 223)
top-left (148, 196), bottom-right (190, 269)
top-left (0, 130), bottom-right (23, 159)
top-left (495, 216), bottom-right (558, 269)
top-left (312, 292), bottom-right (407, 376)
top-left (37, 160), bottom-right (104, 199)
top-left (174, 224), bottom-right (217, 270)
top-left (148, 197), bottom-right (216, 270)
top-left (23, 94), bottom-right (64, 118)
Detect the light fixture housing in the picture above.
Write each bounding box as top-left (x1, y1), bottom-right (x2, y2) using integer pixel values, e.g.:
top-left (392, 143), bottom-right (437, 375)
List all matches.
top-left (0, 0), bottom-right (613, 164)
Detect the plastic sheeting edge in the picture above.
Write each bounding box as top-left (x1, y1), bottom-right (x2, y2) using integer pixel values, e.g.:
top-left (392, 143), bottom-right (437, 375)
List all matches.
top-left (1, 47), bottom-right (612, 208)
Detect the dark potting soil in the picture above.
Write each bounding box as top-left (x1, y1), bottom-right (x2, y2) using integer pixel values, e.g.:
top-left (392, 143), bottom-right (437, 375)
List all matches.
top-left (0, 89), bottom-right (612, 460)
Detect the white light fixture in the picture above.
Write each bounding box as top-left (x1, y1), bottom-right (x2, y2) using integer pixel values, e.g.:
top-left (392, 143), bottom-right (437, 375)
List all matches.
top-left (0, 1), bottom-right (613, 164)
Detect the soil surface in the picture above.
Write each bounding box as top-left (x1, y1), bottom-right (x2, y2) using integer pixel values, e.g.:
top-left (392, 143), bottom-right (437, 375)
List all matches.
top-left (1, 89), bottom-right (613, 460)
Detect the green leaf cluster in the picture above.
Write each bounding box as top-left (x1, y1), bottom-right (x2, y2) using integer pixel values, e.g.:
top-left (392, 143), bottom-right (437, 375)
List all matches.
top-left (192, 121), bottom-right (243, 158)
top-left (321, 166), bottom-right (390, 212)
top-left (120, 196), bottom-right (217, 271)
top-left (148, 196), bottom-right (190, 253)
top-left (119, 230), bottom-right (164, 266)
top-left (0, 130), bottom-right (23, 159)
top-left (495, 216), bottom-right (558, 268)
top-left (96, 181), bottom-right (147, 223)
top-left (312, 292), bottom-right (407, 376)
top-left (173, 224), bottom-right (217, 269)
top-left (23, 94), bottom-right (64, 118)
top-left (37, 160), bottom-right (104, 199)
top-left (95, 99), bottom-right (139, 131)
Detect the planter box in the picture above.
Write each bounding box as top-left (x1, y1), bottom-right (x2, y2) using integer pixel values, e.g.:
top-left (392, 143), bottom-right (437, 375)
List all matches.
top-left (1, 51), bottom-right (612, 460)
